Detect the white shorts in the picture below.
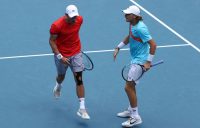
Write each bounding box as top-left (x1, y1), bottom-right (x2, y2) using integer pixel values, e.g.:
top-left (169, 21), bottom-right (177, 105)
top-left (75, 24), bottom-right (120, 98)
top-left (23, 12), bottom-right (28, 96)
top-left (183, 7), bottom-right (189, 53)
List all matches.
top-left (54, 52), bottom-right (84, 75)
top-left (127, 64), bottom-right (143, 83)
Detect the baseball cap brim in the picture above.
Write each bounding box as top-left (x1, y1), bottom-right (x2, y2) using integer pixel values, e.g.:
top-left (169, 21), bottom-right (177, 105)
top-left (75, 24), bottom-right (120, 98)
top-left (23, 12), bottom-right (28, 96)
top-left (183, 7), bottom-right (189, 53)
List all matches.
top-left (122, 9), bottom-right (132, 14)
top-left (68, 12), bottom-right (79, 18)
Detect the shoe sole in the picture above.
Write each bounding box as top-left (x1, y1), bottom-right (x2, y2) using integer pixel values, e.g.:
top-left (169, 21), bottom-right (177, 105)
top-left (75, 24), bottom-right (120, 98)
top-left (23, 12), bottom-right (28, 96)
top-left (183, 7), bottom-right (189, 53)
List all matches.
top-left (117, 115), bottom-right (130, 118)
top-left (122, 120), bottom-right (142, 127)
top-left (77, 112), bottom-right (90, 120)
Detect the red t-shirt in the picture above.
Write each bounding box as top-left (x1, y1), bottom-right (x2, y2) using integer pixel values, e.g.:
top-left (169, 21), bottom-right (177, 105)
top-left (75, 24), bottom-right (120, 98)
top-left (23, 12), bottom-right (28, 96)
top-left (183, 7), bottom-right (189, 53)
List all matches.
top-left (50, 16), bottom-right (83, 57)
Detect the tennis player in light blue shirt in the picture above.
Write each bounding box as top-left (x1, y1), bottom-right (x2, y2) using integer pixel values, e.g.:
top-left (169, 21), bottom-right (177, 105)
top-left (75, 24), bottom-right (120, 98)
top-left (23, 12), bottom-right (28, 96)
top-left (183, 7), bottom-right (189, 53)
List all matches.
top-left (129, 20), bottom-right (152, 64)
top-left (113, 5), bottom-right (157, 127)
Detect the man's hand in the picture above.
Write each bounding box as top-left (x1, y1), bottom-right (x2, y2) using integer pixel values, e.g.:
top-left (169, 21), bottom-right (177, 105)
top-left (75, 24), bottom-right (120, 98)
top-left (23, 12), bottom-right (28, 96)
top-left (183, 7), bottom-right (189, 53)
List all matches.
top-left (113, 47), bottom-right (120, 61)
top-left (143, 61), bottom-right (151, 71)
top-left (61, 57), bottom-right (70, 65)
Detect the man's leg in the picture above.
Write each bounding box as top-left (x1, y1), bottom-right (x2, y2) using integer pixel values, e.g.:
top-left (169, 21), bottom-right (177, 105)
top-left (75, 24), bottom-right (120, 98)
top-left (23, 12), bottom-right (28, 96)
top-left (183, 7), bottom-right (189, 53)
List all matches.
top-left (121, 81), bottom-right (142, 127)
top-left (125, 81), bottom-right (137, 109)
top-left (74, 71), bottom-right (90, 120)
top-left (74, 72), bottom-right (85, 98)
top-left (53, 74), bottom-right (65, 98)
top-left (117, 81), bottom-right (137, 118)
top-left (120, 64), bottom-right (143, 127)
top-left (53, 55), bottom-right (67, 98)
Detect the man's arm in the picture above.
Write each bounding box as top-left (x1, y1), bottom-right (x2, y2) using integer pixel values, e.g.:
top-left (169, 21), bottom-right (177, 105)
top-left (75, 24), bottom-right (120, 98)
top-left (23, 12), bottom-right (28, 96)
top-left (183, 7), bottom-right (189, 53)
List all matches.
top-left (113, 35), bottom-right (130, 61)
top-left (122, 35), bottom-right (130, 45)
top-left (49, 34), bottom-right (70, 64)
top-left (148, 39), bottom-right (157, 55)
top-left (49, 34), bottom-right (59, 55)
top-left (144, 39), bottom-right (157, 70)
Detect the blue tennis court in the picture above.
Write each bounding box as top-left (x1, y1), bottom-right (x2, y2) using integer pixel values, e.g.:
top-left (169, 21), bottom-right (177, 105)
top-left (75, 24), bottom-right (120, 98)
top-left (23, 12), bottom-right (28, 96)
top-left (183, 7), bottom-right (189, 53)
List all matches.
top-left (0, 0), bottom-right (200, 128)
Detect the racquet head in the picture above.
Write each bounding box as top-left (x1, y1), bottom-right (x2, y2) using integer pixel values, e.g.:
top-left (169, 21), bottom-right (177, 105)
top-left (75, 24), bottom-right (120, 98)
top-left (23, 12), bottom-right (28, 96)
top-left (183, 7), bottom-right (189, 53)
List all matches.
top-left (121, 60), bottom-right (164, 81)
top-left (82, 51), bottom-right (94, 71)
top-left (121, 64), bottom-right (145, 82)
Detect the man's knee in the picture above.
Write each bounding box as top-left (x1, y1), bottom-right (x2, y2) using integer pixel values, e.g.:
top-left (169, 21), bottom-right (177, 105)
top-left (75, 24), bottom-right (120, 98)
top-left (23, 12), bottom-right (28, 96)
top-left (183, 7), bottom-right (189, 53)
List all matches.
top-left (57, 74), bottom-right (65, 83)
top-left (74, 72), bottom-right (83, 86)
top-left (125, 81), bottom-right (136, 91)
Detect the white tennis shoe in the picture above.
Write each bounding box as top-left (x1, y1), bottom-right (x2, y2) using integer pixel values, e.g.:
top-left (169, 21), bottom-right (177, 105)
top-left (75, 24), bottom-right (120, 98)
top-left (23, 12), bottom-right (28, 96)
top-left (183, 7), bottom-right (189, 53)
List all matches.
top-left (117, 110), bottom-right (131, 118)
top-left (77, 109), bottom-right (90, 120)
top-left (121, 115), bottom-right (142, 127)
top-left (53, 85), bottom-right (62, 98)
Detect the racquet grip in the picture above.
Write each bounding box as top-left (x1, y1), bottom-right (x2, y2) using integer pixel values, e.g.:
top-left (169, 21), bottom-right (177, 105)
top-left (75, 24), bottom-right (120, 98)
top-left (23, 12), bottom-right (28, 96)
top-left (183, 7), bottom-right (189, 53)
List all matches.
top-left (151, 60), bottom-right (164, 67)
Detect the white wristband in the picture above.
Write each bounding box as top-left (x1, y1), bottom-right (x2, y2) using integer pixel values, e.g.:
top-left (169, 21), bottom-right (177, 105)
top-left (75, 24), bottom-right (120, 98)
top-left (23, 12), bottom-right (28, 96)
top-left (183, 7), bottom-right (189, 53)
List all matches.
top-left (117, 42), bottom-right (125, 49)
top-left (147, 54), bottom-right (154, 62)
top-left (56, 53), bottom-right (63, 60)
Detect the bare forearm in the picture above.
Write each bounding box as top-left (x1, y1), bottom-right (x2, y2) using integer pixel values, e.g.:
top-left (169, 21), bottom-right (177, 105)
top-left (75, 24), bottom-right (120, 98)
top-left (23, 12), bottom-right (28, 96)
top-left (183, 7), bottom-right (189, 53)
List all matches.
top-left (149, 39), bottom-right (157, 55)
top-left (49, 34), bottom-right (60, 55)
top-left (123, 35), bottom-right (130, 45)
top-left (49, 39), bottom-right (60, 55)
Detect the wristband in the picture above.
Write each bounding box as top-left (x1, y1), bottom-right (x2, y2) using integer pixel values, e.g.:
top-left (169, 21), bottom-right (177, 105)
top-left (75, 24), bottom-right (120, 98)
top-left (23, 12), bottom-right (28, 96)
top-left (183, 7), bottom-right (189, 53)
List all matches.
top-left (147, 54), bottom-right (154, 62)
top-left (117, 42), bottom-right (125, 49)
top-left (56, 53), bottom-right (63, 60)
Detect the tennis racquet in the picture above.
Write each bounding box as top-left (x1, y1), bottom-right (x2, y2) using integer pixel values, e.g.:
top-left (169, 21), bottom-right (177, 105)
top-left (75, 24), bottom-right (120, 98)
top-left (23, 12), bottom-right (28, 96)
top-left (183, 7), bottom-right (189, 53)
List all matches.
top-left (81, 51), bottom-right (94, 71)
top-left (121, 60), bottom-right (164, 81)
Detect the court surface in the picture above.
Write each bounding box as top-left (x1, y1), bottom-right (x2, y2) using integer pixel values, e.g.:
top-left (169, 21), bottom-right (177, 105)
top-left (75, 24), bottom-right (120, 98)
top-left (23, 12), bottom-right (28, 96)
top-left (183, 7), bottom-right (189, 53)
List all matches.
top-left (0, 0), bottom-right (200, 128)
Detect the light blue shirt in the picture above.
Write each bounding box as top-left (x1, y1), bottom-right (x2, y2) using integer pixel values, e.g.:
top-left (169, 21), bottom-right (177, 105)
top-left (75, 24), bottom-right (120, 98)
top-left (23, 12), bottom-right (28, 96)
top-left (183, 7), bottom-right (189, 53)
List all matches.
top-left (129, 21), bottom-right (152, 65)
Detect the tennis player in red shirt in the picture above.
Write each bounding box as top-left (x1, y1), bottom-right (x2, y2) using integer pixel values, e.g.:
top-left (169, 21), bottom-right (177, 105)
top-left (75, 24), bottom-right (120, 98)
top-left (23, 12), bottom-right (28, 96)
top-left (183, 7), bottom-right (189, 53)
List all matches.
top-left (49, 5), bottom-right (90, 120)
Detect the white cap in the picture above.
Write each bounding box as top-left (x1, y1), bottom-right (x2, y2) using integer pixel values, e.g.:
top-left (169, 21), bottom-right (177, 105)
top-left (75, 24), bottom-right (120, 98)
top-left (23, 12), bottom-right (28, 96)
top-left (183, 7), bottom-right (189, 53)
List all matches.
top-left (66, 5), bottom-right (79, 18)
top-left (122, 5), bottom-right (140, 16)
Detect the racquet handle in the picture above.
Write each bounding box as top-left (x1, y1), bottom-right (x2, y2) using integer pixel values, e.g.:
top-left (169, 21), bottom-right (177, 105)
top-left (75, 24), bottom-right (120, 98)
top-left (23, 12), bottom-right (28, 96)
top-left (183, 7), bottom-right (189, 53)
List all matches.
top-left (151, 60), bottom-right (164, 67)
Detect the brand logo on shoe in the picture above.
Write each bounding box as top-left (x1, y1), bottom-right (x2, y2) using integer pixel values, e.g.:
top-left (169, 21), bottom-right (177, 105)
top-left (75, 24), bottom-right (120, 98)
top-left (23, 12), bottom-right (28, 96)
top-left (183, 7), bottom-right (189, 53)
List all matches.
top-left (130, 118), bottom-right (137, 124)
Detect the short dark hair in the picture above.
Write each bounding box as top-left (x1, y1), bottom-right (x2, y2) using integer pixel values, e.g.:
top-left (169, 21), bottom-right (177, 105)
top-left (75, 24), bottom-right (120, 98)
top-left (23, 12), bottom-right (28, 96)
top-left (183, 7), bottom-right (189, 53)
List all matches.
top-left (136, 16), bottom-right (143, 21)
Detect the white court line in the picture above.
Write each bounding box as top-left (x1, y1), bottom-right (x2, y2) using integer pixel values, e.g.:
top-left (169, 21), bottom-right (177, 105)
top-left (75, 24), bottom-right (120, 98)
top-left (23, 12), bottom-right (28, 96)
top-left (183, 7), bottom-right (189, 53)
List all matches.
top-left (129, 0), bottom-right (200, 53)
top-left (85, 44), bottom-right (190, 53)
top-left (0, 44), bottom-right (190, 60)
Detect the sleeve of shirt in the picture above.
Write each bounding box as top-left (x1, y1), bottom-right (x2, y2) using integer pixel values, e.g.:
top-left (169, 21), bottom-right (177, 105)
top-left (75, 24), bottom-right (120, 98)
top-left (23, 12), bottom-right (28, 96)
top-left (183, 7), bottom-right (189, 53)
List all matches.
top-left (50, 24), bottom-right (60, 35)
top-left (138, 27), bottom-right (152, 43)
top-left (80, 16), bottom-right (83, 25)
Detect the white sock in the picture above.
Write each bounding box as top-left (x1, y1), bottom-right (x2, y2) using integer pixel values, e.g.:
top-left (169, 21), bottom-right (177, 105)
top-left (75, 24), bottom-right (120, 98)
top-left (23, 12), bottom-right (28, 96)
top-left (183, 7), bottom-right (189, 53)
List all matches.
top-left (56, 81), bottom-right (62, 88)
top-left (79, 98), bottom-right (85, 109)
top-left (130, 107), bottom-right (139, 117)
top-left (128, 105), bottom-right (131, 111)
